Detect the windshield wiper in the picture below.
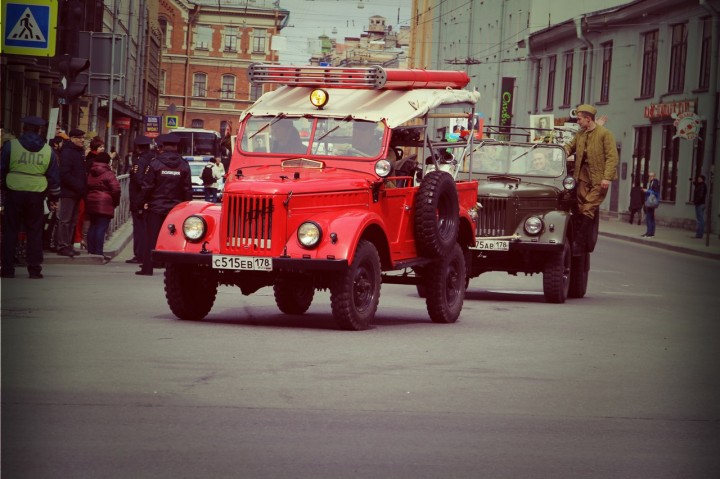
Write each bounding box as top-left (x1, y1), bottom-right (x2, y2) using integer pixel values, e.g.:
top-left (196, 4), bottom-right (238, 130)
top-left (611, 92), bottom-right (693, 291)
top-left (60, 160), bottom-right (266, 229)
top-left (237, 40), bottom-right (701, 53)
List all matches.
top-left (510, 143), bottom-right (538, 163)
top-left (249, 114), bottom-right (286, 139)
top-left (314, 115), bottom-right (353, 143)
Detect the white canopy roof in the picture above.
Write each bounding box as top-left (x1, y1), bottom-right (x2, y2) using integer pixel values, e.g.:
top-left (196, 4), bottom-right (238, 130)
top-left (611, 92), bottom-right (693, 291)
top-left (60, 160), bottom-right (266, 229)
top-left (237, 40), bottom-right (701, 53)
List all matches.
top-left (240, 86), bottom-right (481, 129)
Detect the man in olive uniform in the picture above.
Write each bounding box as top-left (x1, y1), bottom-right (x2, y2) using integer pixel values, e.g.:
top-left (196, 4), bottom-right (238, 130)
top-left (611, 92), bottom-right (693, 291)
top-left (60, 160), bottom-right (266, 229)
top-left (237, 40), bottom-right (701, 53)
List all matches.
top-left (136, 133), bottom-right (192, 276)
top-left (125, 135), bottom-right (155, 264)
top-left (564, 104), bottom-right (618, 250)
top-left (1, 116), bottom-right (61, 279)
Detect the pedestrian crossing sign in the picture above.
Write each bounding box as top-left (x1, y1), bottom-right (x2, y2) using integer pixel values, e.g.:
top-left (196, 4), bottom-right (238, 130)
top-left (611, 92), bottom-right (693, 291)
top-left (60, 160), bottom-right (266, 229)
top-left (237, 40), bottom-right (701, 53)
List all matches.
top-left (1, 0), bottom-right (57, 56)
top-left (165, 115), bottom-right (179, 129)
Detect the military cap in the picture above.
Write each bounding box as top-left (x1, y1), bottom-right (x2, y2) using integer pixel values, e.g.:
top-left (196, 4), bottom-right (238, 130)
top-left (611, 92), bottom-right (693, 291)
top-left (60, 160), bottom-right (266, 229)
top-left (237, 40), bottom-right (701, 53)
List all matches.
top-left (68, 128), bottom-right (86, 138)
top-left (22, 116), bottom-right (48, 127)
top-left (134, 135), bottom-right (152, 145)
top-left (575, 104), bottom-right (597, 116)
top-left (158, 133), bottom-right (180, 145)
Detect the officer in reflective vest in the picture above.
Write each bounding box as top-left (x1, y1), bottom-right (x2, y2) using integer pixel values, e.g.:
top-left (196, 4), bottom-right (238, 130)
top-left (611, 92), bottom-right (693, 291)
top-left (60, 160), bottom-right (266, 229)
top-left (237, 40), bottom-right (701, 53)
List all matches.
top-left (1, 116), bottom-right (61, 279)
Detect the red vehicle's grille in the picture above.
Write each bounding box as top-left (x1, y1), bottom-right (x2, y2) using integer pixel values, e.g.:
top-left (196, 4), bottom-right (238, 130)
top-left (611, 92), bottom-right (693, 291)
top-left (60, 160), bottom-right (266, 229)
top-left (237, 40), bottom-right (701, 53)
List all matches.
top-left (223, 195), bottom-right (274, 251)
top-left (477, 197), bottom-right (508, 237)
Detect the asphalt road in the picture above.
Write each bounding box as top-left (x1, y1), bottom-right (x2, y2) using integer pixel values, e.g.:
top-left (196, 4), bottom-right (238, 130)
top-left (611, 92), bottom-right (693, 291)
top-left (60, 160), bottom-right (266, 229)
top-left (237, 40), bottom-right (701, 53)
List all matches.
top-left (2, 237), bottom-right (719, 478)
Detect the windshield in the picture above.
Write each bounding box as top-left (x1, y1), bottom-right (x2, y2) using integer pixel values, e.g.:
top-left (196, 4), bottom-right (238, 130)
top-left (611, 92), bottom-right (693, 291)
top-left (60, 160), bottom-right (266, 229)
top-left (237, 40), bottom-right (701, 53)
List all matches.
top-left (470, 143), bottom-right (565, 177)
top-left (174, 132), bottom-right (219, 157)
top-left (240, 116), bottom-right (384, 158)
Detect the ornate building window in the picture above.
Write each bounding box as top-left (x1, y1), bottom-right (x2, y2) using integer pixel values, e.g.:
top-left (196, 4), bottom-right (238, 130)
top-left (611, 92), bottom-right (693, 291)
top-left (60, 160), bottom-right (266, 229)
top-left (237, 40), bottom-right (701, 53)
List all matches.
top-left (668, 23), bottom-right (687, 93)
top-left (193, 72), bottom-right (207, 97)
top-left (640, 30), bottom-right (658, 98)
top-left (221, 75), bottom-right (235, 99)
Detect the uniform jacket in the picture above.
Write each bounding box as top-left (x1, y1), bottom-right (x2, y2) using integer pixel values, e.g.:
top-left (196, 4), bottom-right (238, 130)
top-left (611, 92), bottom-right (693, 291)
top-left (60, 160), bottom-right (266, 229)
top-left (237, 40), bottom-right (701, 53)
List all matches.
top-left (140, 151), bottom-right (193, 215)
top-left (565, 125), bottom-right (619, 186)
top-left (129, 150), bottom-right (155, 211)
top-left (86, 162), bottom-right (121, 217)
top-left (59, 141), bottom-right (87, 199)
top-left (0, 131), bottom-right (61, 201)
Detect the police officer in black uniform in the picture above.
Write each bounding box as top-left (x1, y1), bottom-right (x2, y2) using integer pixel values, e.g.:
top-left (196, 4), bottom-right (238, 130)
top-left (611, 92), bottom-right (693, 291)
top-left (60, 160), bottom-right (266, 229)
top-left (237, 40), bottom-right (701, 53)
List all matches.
top-left (125, 135), bottom-right (155, 264)
top-left (1, 116), bottom-right (61, 279)
top-left (136, 133), bottom-right (192, 276)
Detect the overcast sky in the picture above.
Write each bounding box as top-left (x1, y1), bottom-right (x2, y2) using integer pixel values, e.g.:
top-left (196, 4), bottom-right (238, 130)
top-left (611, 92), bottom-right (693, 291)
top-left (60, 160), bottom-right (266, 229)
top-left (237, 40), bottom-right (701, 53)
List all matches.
top-left (276, 0), bottom-right (412, 65)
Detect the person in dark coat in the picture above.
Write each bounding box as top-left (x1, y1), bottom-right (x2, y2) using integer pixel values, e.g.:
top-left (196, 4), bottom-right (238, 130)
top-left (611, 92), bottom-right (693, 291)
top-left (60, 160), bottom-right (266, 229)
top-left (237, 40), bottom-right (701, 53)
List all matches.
top-left (1, 116), bottom-right (61, 279)
top-left (628, 182), bottom-right (644, 225)
top-left (693, 174), bottom-right (708, 238)
top-left (642, 172), bottom-right (660, 238)
top-left (85, 152), bottom-right (121, 259)
top-left (126, 135), bottom-right (154, 264)
top-left (136, 133), bottom-right (192, 276)
top-left (56, 128), bottom-right (87, 256)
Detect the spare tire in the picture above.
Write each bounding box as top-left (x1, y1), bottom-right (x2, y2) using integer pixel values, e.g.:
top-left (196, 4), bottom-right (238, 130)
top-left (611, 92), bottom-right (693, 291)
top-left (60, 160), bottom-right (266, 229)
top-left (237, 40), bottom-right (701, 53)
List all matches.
top-left (414, 170), bottom-right (459, 257)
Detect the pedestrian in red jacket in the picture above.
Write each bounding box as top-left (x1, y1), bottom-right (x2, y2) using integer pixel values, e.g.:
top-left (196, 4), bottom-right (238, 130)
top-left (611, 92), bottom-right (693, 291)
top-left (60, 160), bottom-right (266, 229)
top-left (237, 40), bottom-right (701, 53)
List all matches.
top-left (85, 152), bottom-right (120, 259)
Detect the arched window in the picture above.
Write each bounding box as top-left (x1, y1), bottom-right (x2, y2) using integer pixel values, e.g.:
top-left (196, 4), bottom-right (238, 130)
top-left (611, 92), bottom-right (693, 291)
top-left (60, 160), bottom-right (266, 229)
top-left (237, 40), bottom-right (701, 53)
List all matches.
top-left (193, 72), bottom-right (207, 97)
top-left (221, 75), bottom-right (235, 99)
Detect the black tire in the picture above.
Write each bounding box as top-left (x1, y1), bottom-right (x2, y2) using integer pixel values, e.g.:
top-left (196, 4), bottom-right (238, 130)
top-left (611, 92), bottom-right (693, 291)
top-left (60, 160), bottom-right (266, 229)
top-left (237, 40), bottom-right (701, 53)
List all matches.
top-left (164, 264), bottom-right (218, 320)
top-left (424, 243), bottom-right (465, 323)
top-left (568, 252), bottom-right (590, 298)
top-left (330, 240), bottom-right (381, 331)
top-left (543, 241), bottom-right (570, 304)
top-left (414, 170), bottom-right (459, 257)
top-left (416, 283), bottom-right (427, 298)
top-left (587, 214), bottom-right (600, 252)
top-left (273, 275), bottom-right (314, 315)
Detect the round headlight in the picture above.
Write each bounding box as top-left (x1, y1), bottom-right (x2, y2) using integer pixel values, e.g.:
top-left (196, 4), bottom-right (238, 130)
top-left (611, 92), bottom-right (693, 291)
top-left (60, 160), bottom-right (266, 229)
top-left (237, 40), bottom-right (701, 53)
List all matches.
top-left (309, 89), bottom-right (329, 108)
top-left (524, 216), bottom-right (544, 235)
top-left (297, 221), bottom-right (322, 248)
top-left (375, 159), bottom-right (392, 177)
top-left (563, 176), bottom-right (576, 190)
top-left (183, 215), bottom-right (207, 242)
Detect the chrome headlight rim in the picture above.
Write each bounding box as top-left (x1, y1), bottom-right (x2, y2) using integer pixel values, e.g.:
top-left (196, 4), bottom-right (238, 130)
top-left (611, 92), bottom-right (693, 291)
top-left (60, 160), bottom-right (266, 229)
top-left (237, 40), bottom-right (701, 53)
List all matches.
top-left (563, 176), bottom-right (576, 190)
top-left (375, 159), bottom-right (392, 178)
top-left (523, 216), bottom-right (544, 236)
top-left (297, 221), bottom-right (322, 249)
top-left (183, 215), bottom-right (207, 242)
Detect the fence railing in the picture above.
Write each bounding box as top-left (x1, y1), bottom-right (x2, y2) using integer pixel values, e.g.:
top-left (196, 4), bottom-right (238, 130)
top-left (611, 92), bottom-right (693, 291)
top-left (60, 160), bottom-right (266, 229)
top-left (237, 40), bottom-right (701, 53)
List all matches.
top-left (108, 173), bottom-right (131, 238)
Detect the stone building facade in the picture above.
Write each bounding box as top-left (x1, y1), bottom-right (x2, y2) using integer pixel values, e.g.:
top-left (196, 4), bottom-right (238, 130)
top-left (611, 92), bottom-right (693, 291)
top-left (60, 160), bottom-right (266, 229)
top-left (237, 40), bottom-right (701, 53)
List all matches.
top-left (158, 0), bottom-right (289, 135)
top-left (527, 0), bottom-right (719, 231)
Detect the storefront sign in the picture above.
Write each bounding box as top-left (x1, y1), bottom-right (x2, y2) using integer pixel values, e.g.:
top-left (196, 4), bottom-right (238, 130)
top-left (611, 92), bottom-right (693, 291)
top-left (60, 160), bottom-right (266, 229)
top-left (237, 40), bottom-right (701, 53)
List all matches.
top-left (144, 115), bottom-right (161, 138)
top-left (498, 77), bottom-right (515, 133)
top-left (672, 111), bottom-right (702, 140)
top-left (115, 116), bottom-right (131, 129)
top-left (643, 100), bottom-right (696, 120)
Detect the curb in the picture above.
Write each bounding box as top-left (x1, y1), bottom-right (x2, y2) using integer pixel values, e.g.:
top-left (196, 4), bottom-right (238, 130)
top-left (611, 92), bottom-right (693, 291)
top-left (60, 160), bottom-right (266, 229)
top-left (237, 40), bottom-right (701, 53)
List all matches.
top-left (599, 231), bottom-right (720, 261)
top-left (43, 221), bottom-right (134, 265)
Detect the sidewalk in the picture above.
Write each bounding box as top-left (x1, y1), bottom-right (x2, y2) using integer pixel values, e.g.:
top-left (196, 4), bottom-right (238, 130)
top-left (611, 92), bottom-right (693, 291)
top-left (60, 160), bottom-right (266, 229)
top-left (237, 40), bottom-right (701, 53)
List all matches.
top-left (43, 216), bottom-right (720, 265)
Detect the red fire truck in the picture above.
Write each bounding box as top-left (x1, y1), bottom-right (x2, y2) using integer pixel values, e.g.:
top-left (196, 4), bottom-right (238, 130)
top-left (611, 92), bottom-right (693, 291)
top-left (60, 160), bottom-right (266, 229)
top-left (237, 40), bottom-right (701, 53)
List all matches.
top-left (153, 64), bottom-right (481, 330)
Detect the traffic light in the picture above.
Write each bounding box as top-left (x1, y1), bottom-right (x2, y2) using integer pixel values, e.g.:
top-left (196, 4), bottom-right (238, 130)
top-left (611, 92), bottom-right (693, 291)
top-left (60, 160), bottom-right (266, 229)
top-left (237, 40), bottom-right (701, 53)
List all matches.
top-left (54, 53), bottom-right (89, 104)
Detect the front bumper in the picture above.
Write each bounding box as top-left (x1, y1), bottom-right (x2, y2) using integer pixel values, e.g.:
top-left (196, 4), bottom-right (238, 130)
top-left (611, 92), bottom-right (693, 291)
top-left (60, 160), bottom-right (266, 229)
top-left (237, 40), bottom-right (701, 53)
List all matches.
top-left (153, 251), bottom-right (349, 271)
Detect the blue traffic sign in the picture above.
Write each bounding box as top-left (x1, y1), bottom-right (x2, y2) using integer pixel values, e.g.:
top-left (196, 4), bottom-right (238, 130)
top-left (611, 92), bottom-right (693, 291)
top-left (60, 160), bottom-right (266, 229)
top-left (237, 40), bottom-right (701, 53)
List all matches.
top-left (1, 0), bottom-right (57, 56)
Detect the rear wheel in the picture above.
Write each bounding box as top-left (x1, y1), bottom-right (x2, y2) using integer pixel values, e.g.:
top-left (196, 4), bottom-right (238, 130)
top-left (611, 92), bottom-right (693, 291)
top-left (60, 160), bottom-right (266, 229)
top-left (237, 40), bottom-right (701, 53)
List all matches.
top-left (568, 252), bottom-right (590, 298)
top-left (543, 241), bottom-right (570, 304)
top-left (414, 170), bottom-right (459, 257)
top-left (274, 275), bottom-right (314, 314)
top-left (424, 243), bottom-right (465, 323)
top-left (164, 264), bottom-right (218, 320)
top-left (330, 240), bottom-right (381, 331)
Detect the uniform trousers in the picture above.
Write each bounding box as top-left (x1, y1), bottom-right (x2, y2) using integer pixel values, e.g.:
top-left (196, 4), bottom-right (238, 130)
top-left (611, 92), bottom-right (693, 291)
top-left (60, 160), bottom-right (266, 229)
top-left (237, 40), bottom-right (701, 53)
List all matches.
top-left (1, 190), bottom-right (45, 276)
top-left (139, 210), bottom-right (167, 274)
top-left (576, 179), bottom-right (609, 219)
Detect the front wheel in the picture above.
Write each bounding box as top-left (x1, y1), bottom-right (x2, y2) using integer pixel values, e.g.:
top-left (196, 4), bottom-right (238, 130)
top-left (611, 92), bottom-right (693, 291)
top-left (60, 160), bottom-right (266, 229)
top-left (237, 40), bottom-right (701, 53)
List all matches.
top-left (274, 274), bottom-right (314, 315)
top-left (543, 241), bottom-right (570, 304)
top-left (330, 240), bottom-right (381, 331)
top-left (424, 243), bottom-right (466, 323)
top-left (164, 264), bottom-right (218, 320)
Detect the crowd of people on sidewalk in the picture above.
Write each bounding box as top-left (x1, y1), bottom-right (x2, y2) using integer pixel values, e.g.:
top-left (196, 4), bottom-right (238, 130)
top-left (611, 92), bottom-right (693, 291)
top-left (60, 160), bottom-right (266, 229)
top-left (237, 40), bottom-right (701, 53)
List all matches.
top-left (1, 115), bottom-right (199, 279)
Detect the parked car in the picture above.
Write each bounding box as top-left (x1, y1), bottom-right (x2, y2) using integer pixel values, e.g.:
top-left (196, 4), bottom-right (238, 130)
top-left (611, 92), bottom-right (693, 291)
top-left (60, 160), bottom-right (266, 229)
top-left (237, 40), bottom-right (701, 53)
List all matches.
top-left (188, 161), bottom-right (224, 200)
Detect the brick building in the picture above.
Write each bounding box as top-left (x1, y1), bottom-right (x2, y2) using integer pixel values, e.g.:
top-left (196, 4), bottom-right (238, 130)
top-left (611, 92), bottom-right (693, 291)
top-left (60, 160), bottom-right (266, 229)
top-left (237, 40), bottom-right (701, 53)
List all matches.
top-left (158, 0), bottom-right (289, 135)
